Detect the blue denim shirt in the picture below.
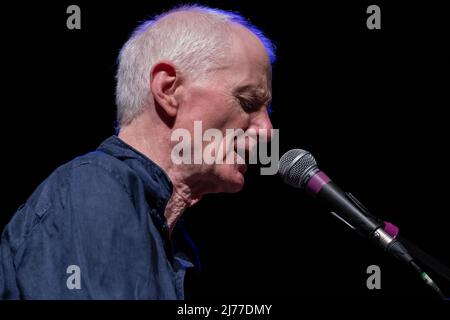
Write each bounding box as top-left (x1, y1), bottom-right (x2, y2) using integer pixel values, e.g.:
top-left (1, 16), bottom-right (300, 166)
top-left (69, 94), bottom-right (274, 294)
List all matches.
top-left (0, 136), bottom-right (198, 299)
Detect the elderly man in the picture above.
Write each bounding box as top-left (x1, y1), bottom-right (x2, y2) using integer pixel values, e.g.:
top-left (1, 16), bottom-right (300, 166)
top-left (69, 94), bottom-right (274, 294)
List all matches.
top-left (0, 5), bottom-right (275, 299)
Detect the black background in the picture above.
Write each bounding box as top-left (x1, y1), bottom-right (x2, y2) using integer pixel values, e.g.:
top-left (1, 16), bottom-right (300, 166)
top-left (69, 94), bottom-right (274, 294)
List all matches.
top-left (1, 0), bottom-right (449, 300)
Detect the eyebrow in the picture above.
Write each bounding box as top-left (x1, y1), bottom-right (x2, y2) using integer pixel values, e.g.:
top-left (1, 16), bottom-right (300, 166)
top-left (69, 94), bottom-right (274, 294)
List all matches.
top-left (232, 85), bottom-right (272, 105)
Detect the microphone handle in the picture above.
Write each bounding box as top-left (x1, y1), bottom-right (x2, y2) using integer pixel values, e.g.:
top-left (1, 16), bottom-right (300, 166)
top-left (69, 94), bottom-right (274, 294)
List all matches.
top-left (315, 181), bottom-right (415, 265)
top-left (316, 181), bottom-right (383, 236)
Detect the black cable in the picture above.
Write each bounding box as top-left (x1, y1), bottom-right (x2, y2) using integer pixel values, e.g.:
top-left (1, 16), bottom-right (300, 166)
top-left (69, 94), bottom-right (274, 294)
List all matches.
top-left (398, 235), bottom-right (450, 283)
top-left (410, 260), bottom-right (446, 300)
top-left (387, 239), bottom-right (447, 299)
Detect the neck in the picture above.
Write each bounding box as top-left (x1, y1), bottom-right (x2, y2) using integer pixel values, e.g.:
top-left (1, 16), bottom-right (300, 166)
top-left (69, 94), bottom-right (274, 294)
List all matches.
top-left (163, 187), bottom-right (200, 237)
top-left (118, 115), bottom-right (204, 236)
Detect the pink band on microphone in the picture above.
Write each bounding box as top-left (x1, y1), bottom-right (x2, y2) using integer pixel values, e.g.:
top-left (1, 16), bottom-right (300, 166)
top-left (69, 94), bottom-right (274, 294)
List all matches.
top-left (384, 221), bottom-right (399, 239)
top-left (306, 171), bottom-right (331, 195)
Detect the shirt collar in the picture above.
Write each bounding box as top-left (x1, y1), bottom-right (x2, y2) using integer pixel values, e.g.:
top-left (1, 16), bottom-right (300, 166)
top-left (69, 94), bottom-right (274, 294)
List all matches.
top-left (96, 135), bottom-right (172, 234)
top-left (96, 135), bottom-right (199, 270)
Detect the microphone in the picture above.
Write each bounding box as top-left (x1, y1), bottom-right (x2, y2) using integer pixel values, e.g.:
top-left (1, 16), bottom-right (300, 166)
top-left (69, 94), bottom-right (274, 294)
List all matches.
top-left (278, 149), bottom-right (386, 240)
top-left (278, 149), bottom-right (446, 298)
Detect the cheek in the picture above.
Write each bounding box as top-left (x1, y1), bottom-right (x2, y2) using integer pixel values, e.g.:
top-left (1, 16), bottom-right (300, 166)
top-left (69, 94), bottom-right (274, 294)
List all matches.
top-left (206, 99), bottom-right (247, 131)
top-left (219, 98), bottom-right (252, 129)
top-left (183, 87), bottom-right (249, 131)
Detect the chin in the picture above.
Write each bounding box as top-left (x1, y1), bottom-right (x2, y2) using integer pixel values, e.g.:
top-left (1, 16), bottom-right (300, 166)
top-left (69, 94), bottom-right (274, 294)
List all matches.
top-left (227, 180), bottom-right (245, 193)
top-left (222, 171), bottom-right (245, 193)
top-left (218, 171), bottom-right (245, 193)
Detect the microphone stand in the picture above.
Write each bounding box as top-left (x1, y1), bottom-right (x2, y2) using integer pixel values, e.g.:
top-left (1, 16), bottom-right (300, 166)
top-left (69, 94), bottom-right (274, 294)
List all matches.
top-left (329, 192), bottom-right (448, 299)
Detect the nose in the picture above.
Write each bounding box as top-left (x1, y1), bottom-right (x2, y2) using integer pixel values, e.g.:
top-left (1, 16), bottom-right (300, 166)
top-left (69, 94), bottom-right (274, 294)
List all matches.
top-left (248, 108), bottom-right (273, 142)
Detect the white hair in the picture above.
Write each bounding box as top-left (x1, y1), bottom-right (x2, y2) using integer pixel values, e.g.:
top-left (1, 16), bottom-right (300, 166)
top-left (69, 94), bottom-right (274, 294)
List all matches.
top-left (115, 4), bottom-right (276, 127)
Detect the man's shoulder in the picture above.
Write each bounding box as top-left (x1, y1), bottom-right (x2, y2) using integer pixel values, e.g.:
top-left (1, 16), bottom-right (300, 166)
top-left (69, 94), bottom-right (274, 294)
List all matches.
top-left (1, 150), bottom-right (170, 299)
top-left (0, 151), bottom-right (134, 260)
top-left (66, 150), bottom-right (137, 188)
top-left (68, 150), bottom-right (134, 179)
top-left (18, 151), bottom-right (142, 225)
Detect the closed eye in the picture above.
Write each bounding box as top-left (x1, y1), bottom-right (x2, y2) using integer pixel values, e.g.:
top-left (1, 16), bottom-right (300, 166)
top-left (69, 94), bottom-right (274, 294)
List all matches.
top-left (238, 97), bottom-right (259, 113)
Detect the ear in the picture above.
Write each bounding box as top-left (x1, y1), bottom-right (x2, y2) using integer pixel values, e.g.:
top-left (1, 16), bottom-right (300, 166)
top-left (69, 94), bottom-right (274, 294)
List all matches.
top-left (150, 61), bottom-right (181, 118)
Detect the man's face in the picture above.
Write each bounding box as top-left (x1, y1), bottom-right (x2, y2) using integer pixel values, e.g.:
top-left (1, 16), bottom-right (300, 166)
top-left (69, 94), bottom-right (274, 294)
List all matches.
top-left (174, 25), bottom-right (273, 194)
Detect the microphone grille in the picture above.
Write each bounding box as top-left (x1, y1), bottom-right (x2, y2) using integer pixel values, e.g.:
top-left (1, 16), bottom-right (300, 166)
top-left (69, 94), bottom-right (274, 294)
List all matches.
top-left (278, 149), bottom-right (318, 188)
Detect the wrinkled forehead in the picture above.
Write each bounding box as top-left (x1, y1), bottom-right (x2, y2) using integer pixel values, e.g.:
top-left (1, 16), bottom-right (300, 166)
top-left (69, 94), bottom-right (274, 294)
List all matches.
top-left (230, 24), bottom-right (272, 70)
top-left (222, 24), bottom-right (272, 88)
